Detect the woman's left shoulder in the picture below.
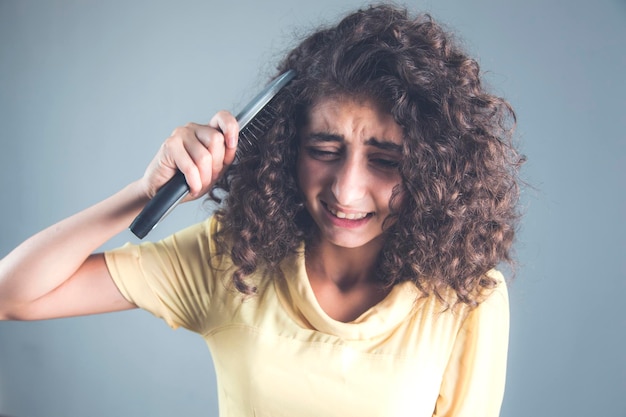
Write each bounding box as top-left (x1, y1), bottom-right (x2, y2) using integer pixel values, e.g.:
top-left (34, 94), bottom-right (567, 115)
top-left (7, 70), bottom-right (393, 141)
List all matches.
top-left (464, 269), bottom-right (510, 325)
top-left (479, 269), bottom-right (509, 307)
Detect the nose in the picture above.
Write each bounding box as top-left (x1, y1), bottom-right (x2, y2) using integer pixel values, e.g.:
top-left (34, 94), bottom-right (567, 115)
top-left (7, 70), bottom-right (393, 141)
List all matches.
top-left (331, 157), bottom-right (367, 206)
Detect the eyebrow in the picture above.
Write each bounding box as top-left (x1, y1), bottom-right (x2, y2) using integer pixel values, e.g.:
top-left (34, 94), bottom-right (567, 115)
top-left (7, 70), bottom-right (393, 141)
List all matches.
top-left (304, 132), bottom-right (403, 153)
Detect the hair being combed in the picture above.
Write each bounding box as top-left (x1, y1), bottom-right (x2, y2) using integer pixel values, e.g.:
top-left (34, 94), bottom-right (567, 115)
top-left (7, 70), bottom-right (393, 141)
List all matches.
top-left (209, 4), bottom-right (525, 306)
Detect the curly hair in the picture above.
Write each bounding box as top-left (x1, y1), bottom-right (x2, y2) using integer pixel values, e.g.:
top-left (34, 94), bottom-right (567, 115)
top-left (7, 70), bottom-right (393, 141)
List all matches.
top-left (209, 4), bottom-right (524, 307)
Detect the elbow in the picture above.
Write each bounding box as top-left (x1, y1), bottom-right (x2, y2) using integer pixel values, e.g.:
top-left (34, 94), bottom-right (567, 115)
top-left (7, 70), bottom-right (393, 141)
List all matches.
top-left (0, 301), bottom-right (31, 321)
top-left (0, 313), bottom-right (18, 321)
top-left (0, 269), bottom-right (32, 321)
top-left (0, 309), bottom-right (17, 321)
top-left (0, 307), bottom-right (19, 321)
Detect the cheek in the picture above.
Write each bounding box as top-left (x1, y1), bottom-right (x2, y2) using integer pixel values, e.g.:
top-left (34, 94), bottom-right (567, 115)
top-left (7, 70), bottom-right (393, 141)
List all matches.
top-left (379, 181), bottom-right (404, 212)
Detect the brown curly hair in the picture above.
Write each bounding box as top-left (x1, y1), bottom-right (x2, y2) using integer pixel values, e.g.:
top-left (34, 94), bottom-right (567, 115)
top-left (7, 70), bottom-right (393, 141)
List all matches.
top-left (209, 4), bottom-right (524, 307)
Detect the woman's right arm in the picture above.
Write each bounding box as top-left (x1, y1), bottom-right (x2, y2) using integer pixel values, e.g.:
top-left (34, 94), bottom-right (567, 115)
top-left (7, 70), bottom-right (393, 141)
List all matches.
top-left (0, 112), bottom-right (239, 321)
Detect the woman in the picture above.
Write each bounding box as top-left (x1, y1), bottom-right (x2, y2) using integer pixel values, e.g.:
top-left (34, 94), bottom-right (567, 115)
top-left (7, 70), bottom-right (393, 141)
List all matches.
top-left (0, 4), bottom-right (523, 416)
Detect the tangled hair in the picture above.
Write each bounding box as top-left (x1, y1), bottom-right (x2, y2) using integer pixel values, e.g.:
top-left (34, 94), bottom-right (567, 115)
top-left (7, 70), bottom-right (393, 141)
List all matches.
top-left (210, 4), bottom-right (525, 306)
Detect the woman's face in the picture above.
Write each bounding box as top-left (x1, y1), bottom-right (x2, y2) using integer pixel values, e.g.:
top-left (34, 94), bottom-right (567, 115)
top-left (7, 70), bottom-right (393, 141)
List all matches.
top-left (297, 96), bottom-right (404, 251)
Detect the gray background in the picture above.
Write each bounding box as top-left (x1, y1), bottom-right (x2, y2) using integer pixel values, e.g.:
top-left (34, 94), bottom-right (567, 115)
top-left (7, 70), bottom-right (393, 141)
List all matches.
top-left (1, 0), bottom-right (624, 416)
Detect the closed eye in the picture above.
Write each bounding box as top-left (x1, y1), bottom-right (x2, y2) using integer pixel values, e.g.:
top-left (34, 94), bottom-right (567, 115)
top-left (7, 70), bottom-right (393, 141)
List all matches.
top-left (370, 156), bottom-right (400, 171)
top-left (304, 147), bottom-right (341, 161)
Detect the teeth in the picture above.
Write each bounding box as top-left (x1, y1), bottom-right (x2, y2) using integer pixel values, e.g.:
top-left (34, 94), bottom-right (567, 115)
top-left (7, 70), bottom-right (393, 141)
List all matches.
top-left (328, 206), bottom-right (368, 220)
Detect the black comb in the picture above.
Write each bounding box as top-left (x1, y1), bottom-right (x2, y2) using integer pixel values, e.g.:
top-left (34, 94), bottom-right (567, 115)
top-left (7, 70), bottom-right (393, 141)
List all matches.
top-left (129, 70), bottom-right (295, 239)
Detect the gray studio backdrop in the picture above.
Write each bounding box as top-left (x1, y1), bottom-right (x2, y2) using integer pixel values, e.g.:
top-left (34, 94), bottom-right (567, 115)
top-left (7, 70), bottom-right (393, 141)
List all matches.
top-left (1, 1), bottom-right (624, 416)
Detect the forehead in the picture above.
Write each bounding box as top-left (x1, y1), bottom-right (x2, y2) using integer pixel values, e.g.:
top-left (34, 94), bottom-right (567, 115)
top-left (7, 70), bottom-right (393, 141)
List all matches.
top-left (304, 95), bottom-right (404, 145)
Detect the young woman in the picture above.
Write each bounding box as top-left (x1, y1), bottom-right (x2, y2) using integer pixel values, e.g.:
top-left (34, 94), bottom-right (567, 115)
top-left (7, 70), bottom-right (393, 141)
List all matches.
top-left (0, 5), bottom-right (523, 416)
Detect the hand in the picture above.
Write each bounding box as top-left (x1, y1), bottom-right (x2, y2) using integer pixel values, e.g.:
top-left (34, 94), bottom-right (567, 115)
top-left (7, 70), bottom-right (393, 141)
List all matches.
top-left (140, 111), bottom-right (239, 201)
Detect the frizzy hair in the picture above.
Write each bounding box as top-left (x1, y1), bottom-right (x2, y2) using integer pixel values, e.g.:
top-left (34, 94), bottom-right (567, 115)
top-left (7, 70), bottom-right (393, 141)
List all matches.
top-left (209, 4), bottom-right (524, 306)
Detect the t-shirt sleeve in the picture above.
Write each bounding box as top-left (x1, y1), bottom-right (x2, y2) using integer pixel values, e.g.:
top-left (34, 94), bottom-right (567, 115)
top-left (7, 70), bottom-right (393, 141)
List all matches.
top-left (104, 216), bottom-right (231, 333)
top-left (433, 271), bottom-right (510, 417)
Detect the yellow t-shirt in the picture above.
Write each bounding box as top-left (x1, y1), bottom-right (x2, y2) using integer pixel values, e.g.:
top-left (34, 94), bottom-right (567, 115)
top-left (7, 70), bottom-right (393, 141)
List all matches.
top-left (105, 216), bottom-right (509, 417)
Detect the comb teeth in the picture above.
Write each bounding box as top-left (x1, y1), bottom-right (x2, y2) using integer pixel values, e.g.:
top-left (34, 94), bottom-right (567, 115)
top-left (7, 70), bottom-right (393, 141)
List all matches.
top-left (237, 100), bottom-right (280, 158)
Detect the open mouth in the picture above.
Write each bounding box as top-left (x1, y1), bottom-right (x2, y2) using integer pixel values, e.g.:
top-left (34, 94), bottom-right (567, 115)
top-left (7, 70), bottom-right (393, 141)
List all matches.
top-left (323, 202), bottom-right (373, 220)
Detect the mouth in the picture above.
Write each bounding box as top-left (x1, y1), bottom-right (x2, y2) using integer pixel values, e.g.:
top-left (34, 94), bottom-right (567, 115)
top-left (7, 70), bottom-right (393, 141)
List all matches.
top-left (323, 202), bottom-right (373, 220)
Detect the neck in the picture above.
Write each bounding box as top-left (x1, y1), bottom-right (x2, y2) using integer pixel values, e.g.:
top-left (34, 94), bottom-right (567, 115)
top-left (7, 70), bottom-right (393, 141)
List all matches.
top-left (304, 232), bottom-right (392, 322)
top-left (305, 233), bottom-right (384, 290)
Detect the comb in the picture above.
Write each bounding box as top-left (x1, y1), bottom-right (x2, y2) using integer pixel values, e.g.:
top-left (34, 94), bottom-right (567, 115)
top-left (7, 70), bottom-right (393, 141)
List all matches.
top-left (129, 70), bottom-right (295, 239)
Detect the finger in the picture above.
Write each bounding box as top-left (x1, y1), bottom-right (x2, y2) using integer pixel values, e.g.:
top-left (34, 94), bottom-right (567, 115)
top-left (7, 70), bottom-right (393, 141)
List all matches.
top-left (186, 125), bottom-right (224, 188)
top-left (209, 110), bottom-right (239, 166)
top-left (173, 149), bottom-right (203, 196)
top-left (163, 127), bottom-right (203, 194)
